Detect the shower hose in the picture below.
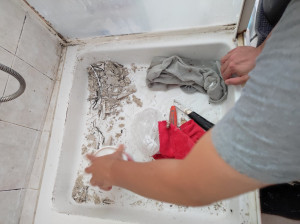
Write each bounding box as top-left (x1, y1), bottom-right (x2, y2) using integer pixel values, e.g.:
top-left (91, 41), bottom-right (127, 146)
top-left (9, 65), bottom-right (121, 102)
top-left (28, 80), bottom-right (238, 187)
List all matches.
top-left (0, 62), bottom-right (26, 102)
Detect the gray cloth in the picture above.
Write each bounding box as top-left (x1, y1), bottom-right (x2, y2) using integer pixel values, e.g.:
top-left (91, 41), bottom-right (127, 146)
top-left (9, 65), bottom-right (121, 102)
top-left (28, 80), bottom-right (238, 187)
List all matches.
top-left (212, 0), bottom-right (300, 184)
top-left (146, 56), bottom-right (228, 103)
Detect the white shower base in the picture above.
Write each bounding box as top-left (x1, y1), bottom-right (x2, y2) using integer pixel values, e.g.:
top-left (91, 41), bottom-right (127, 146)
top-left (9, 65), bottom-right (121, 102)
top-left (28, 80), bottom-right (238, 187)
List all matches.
top-left (34, 27), bottom-right (261, 224)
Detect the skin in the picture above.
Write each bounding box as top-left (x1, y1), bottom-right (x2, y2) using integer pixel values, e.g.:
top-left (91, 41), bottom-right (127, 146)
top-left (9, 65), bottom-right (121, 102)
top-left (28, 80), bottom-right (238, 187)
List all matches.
top-left (220, 45), bottom-right (263, 85)
top-left (85, 131), bottom-right (267, 206)
top-left (85, 31), bottom-right (275, 207)
top-left (221, 32), bottom-right (272, 85)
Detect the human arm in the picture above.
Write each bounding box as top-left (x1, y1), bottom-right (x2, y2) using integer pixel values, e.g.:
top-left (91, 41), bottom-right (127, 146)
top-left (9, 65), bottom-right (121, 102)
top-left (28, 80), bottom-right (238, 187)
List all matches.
top-left (85, 2), bottom-right (300, 205)
top-left (220, 31), bottom-right (271, 85)
top-left (85, 131), bottom-right (266, 206)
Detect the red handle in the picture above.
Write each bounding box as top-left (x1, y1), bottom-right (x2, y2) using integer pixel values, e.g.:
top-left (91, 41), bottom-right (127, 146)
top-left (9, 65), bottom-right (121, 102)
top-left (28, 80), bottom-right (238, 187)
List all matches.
top-left (169, 105), bottom-right (177, 126)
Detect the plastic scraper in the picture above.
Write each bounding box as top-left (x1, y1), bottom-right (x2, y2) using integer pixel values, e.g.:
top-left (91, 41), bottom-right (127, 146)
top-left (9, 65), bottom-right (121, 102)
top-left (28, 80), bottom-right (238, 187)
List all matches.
top-left (166, 105), bottom-right (177, 128)
top-left (174, 100), bottom-right (214, 131)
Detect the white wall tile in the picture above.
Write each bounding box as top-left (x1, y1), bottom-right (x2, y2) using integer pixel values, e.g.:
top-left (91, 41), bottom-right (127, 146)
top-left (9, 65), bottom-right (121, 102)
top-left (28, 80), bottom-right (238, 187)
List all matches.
top-left (0, 121), bottom-right (39, 190)
top-left (0, 47), bottom-right (15, 97)
top-left (16, 15), bottom-right (62, 80)
top-left (0, 190), bottom-right (23, 224)
top-left (0, 1), bottom-right (25, 53)
top-left (19, 189), bottom-right (39, 224)
top-left (0, 58), bottom-right (54, 130)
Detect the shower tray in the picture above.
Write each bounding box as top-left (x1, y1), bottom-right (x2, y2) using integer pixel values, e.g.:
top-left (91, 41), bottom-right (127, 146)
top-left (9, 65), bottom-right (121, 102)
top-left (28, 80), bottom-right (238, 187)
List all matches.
top-left (34, 26), bottom-right (261, 224)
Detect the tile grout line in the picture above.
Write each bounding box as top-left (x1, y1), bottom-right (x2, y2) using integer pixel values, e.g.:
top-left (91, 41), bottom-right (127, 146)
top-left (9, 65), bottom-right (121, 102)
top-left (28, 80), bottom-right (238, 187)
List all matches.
top-left (0, 15), bottom-right (27, 109)
top-left (14, 15), bottom-right (27, 56)
top-left (20, 49), bottom-right (67, 224)
top-left (0, 45), bottom-right (53, 82)
top-left (15, 55), bottom-right (54, 81)
top-left (0, 51), bottom-right (54, 82)
top-left (0, 43), bottom-right (55, 81)
top-left (13, 13), bottom-right (55, 81)
top-left (0, 15), bottom-right (54, 83)
top-left (0, 188), bottom-right (24, 192)
top-left (0, 119), bottom-right (39, 132)
top-left (0, 45), bottom-right (15, 56)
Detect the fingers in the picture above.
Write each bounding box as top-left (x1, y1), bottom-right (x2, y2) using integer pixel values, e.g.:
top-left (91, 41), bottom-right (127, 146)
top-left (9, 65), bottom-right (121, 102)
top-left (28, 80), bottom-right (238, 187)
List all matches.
top-left (101, 186), bottom-right (112, 191)
top-left (225, 75), bottom-right (249, 85)
top-left (222, 61), bottom-right (236, 81)
top-left (124, 152), bottom-right (134, 161)
top-left (221, 59), bottom-right (231, 79)
top-left (90, 178), bottom-right (112, 191)
top-left (114, 144), bottom-right (126, 160)
top-left (85, 165), bottom-right (92, 173)
top-left (86, 154), bottom-right (96, 162)
top-left (90, 178), bottom-right (98, 186)
top-left (116, 144), bottom-right (125, 153)
top-left (221, 48), bottom-right (235, 64)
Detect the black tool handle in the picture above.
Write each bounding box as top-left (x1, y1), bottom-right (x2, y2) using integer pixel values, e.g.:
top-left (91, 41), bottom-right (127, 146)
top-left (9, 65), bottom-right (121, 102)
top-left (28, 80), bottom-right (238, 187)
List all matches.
top-left (188, 112), bottom-right (214, 131)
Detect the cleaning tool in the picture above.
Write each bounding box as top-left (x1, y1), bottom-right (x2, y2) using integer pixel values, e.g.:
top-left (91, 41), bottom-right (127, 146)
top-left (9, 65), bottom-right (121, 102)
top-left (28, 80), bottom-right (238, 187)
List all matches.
top-left (174, 100), bottom-right (214, 131)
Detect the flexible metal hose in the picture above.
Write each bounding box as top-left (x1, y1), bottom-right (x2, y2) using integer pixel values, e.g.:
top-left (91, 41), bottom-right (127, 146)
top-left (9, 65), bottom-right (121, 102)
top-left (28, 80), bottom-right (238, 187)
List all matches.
top-left (0, 62), bottom-right (26, 102)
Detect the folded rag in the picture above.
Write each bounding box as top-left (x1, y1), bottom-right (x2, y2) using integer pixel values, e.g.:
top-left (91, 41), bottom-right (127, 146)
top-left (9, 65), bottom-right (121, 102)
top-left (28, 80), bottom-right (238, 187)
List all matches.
top-left (146, 55), bottom-right (228, 103)
top-left (153, 120), bottom-right (206, 160)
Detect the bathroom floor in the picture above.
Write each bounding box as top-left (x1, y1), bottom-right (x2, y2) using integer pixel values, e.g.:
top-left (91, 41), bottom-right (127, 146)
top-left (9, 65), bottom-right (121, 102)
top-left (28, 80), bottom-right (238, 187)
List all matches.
top-left (0, 1), bottom-right (63, 224)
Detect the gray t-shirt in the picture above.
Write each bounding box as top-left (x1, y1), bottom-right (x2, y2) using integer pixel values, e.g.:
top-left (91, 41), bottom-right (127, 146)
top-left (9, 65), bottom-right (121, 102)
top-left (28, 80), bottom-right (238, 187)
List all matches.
top-left (212, 0), bottom-right (300, 184)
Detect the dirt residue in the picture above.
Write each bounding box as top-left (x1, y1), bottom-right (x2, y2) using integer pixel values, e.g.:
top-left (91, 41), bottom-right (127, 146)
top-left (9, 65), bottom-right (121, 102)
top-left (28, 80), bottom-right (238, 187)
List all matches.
top-left (84, 60), bottom-right (140, 153)
top-left (72, 175), bottom-right (89, 203)
top-left (180, 117), bottom-right (187, 126)
top-left (93, 192), bottom-right (101, 204)
top-left (103, 197), bottom-right (115, 204)
top-left (130, 200), bottom-right (143, 206)
top-left (132, 95), bottom-right (143, 107)
top-left (72, 61), bottom-right (145, 205)
top-left (81, 145), bottom-right (88, 155)
top-left (131, 63), bottom-right (138, 73)
top-left (87, 61), bottom-right (136, 117)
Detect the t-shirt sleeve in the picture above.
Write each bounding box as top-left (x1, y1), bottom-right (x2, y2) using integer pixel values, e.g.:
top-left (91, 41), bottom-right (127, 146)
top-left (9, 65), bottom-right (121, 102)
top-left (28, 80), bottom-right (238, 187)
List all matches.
top-left (211, 0), bottom-right (300, 184)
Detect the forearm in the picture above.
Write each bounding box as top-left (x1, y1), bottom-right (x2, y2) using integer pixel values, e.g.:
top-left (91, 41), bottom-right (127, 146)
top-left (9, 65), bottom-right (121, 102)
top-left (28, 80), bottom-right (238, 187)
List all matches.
top-left (86, 132), bottom-right (265, 206)
top-left (110, 159), bottom-right (200, 206)
top-left (110, 132), bottom-right (264, 206)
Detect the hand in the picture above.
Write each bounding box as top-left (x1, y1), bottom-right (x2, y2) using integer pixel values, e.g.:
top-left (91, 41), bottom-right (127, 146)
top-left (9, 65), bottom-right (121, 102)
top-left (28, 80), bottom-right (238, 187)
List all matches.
top-left (85, 145), bottom-right (125, 191)
top-left (221, 46), bottom-right (262, 85)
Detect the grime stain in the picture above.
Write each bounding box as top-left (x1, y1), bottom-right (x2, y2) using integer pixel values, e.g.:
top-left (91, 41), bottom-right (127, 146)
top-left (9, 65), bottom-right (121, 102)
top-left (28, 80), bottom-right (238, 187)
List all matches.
top-left (93, 192), bottom-right (101, 204)
top-left (132, 94), bottom-right (143, 107)
top-left (72, 175), bottom-right (89, 203)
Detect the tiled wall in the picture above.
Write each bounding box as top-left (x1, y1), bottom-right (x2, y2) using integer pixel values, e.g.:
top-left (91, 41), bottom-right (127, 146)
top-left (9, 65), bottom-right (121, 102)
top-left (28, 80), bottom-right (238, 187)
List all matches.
top-left (0, 0), bottom-right (63, 223)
